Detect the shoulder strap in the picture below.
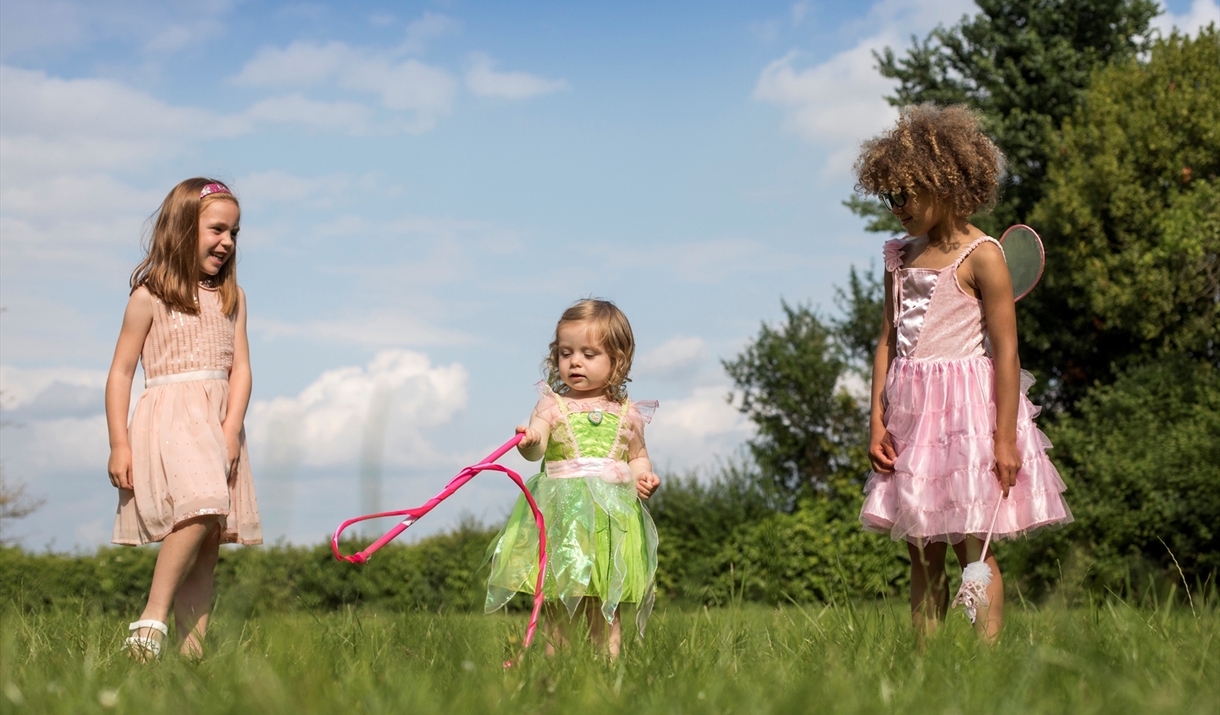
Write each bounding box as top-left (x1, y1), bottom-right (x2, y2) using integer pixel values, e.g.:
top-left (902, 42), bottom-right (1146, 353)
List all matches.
top-left (552, 392), bottom-right (582, 459)
top-left (607, 399), bottom-right (632, 462)
top-left (952, 236), bottom-right (1002, 271)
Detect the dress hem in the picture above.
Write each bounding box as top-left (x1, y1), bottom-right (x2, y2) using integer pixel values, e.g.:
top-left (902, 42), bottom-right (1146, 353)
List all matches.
top-left (112, 509), bottom-right (263, 546)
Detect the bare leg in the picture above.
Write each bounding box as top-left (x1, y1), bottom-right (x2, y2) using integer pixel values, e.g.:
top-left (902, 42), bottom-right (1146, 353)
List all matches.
top-left (908, 540), bottom-right (949, 647)
top-left (584, 598), bottom-right (622, 660)
top-left (131, 516), bottom-right (221, 652)
top-left (952, 536), bottom-right (1004, 643)
top-left (174, 521), bottom-right (221, 657)
top-left (543, 601), bottom-right (571, 656)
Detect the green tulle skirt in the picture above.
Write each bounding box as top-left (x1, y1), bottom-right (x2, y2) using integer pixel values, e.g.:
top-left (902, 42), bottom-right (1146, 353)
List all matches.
top-left (484, 464), bottom-right (658, 635)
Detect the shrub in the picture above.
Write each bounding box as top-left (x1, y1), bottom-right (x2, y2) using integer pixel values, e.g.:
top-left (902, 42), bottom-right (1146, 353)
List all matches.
top-left (1007, 358), bottom-right (1220, 596)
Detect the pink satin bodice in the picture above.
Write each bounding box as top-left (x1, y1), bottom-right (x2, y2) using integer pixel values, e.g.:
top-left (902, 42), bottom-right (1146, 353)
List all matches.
top-left (887, 237), bottom-right (1000, 361)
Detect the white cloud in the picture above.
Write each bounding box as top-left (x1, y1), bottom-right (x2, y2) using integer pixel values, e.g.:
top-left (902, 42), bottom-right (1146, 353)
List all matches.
top-left (4, 414), bottom-right (110, 471)
top-left (254, 312), bottom-right (473, 347)
top-left (234, 169), bottom-right (374, 208)
top-left (0, 65), bottom-right (242, 179)
top-left (465, 53), bottom-right (568, 99)
top-left (143, 19), bottom-right (225, 54)
top-left (0, 365), bottom-right (107, 411)
top-left (0, 0), bottom-right (235, 60)
top-left (636, 336), bottom-right (709, 379)
top-left (1153, 0), bottom-right (1219, 36)
top-left (645, 385), bottom-right (752, 470)
top-left (400, 12), bottom-right (459, 54)
top-left (245, 349), bottom-right (468, 468)
top-left (791, 1), bottom-right (810, 25)
top-left (0, 364), bottom-right (140, 425)
top-left (752, 0), bottom-right (975, 179)
top-left (754, 46), bottom-right (896, 149)
top-left (234, 40), bottom-right (457, 131)
top-left (244, 93), bottom-right (377, 133)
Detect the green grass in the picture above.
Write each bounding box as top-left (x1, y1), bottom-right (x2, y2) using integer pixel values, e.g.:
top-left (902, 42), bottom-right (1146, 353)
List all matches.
top-left (1, 598), bottom-right (1216, 714)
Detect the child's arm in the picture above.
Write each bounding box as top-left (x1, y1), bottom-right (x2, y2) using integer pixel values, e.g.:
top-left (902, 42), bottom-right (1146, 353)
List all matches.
top-left (627, 411), bottom-right (660, 500)
top-left (629, 453), bottom-right (660, 501)
top-left (105, 288), bottom-right (154, 491)
top-left (515, 408), bottom-right (552, 462)
top-left (223, 288), bottom-right (252, 481)
top-left (868, 271), bottom-right (899, 473)
top-left (968, 242), bottom-right (1020, 498)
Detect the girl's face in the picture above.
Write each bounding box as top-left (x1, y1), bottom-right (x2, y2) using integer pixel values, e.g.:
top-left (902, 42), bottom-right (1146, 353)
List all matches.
top-left (890, 188), bottom-right (951, 238)
top-left (197, 199), bottom-right (240, 278)
top-left (556, 320), bottom-right (613, 399)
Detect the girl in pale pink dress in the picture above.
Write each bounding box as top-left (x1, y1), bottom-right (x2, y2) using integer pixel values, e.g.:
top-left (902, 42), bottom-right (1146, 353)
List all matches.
top-left (105, 178), bottom-right (261, 659)
top-left (854, 106), bottom-right (1072, 642)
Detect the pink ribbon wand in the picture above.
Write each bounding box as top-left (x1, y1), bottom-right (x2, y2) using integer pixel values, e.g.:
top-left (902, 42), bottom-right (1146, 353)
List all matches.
top-left (332, 434), bottom-right (549, 653)
top-left (951, 493), bottom-right (1004, 624)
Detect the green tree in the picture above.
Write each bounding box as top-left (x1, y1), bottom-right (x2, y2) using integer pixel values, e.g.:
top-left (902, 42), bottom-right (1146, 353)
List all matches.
top-left (649, 460), bottom-right (782, 603)
top-left (1025, 28), bottom-right (1220, 399)
top-left (1006, 358), bottom-right (1220, 594)
top-left (831, 265), bottom-right (885, 375)
top-left (723, 303), bottom-right (866, 506)
top-left (861, 0), bottom-right (1158, 233)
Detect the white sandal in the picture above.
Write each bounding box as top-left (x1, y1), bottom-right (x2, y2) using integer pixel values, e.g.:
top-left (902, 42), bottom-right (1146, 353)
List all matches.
top-left (125, 619), bottom-right (168, 659)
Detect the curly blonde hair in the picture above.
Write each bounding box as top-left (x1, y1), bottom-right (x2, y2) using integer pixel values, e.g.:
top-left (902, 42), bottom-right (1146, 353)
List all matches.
top-left (854, 104), bottom-right (1005, 218)
top-left (544, 299), bottom-right (635, 401)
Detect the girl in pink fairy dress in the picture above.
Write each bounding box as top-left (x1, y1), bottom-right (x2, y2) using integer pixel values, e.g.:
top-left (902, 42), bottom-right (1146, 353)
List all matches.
top-left (855, 105), bottom-right (1072, 642)
top-left (106, 178), bottom-right (261, 659)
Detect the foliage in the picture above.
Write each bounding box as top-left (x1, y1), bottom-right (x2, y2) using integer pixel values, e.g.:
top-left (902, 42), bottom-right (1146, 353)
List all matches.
top-left (650, 447), bottom-right (907, 606)
top-left (831, 264), bottom-right (886, 374)
top-left (722, 302), bottom-right (867, 505)
top-left (648, 459), bottom-right (781, 603)
top-left (2, 601), bottom-right (1217, 714)
top-left (869, 0), bottom-right (1158, 233)
top-left (0, 522), bottom-right (500, 617)
top-left (0, 469), bottom-right (44, 545)
top-left (841, 195), bottom-right (904, 236)
top-left (1024, 28), bottom-right (1220, 401)
top-left (1007, 358), bottom-right (1220, 595)
top-left (707, 493), bottom-right (908, 605)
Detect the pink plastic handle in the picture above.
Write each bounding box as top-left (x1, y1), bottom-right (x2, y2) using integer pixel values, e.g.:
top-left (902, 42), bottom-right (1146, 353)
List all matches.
top-left (331, 434), bottom-right (549, 650)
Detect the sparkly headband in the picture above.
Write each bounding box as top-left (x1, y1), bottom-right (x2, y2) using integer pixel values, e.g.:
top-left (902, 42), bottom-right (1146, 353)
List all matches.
top-left (200, 182), bottom-right (231, 198)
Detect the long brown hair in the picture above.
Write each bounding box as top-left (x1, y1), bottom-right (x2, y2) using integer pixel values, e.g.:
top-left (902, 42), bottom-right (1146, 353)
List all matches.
top-left (130, 177), bottom-right (240, 316)
top-left (544, 299), bottom-right (636, 401)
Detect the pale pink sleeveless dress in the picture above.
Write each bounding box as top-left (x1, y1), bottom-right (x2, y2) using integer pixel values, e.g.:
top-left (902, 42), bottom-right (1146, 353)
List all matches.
top-left (859, 237), bottom-right (1073, 544)
top-left (112, 287), bottom-right (262, 545)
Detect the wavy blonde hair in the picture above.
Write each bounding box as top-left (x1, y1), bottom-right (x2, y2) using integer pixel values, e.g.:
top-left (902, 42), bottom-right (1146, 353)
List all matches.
top-left (544, 299), bottom-right (635, 401)
top-left (131, 177), bottom-right (241, 316)
top-left (854, 104), bottom-right (1005, 218)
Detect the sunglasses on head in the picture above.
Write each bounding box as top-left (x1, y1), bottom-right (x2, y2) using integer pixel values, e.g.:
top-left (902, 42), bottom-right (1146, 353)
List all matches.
top-left (880, 190), bottom-right (908, 211)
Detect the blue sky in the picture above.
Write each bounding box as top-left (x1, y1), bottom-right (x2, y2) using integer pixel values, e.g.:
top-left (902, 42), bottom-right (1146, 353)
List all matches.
top-left (2, 0), bottom-right (1215, 550)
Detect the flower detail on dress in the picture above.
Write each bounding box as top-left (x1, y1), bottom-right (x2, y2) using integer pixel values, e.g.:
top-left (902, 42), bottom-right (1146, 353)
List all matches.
top-left (883, 238), bottom-right (907, 272)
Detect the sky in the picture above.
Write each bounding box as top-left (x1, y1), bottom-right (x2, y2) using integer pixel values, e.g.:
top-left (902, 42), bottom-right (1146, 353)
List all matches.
top-left (2, 0), bottom-right (1216, 551)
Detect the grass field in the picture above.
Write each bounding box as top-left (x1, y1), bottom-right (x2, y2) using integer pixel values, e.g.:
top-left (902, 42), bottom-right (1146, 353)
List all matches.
top-left (2, 596), bottom-right (1216, 714)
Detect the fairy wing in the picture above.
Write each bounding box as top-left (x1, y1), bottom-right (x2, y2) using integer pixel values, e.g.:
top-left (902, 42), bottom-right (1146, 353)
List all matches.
top-left (998, 224), bottom-right (1045, 302)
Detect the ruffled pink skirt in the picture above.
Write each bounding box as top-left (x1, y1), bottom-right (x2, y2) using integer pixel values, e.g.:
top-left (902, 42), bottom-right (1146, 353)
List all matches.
top-left (860, 357), bottom-right (1073, 544)
top-left (112, 378), bottom-right (262, 546)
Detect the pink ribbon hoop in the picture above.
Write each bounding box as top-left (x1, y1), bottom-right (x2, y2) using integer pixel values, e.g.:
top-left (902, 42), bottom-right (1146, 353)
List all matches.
top-left (332, 434), bottom-right (548, 652)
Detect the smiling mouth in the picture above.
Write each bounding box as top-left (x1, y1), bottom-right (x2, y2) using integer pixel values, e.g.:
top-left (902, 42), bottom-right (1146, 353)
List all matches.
top-left (209, 251), bottom-right (227, 262)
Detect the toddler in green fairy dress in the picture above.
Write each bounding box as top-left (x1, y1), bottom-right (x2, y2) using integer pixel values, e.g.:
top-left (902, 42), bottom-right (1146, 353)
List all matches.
top-left (485, 299), bottom-right (661, 658)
